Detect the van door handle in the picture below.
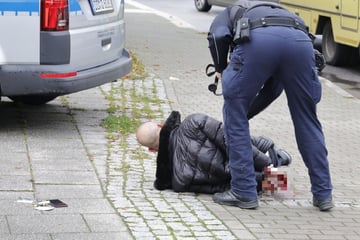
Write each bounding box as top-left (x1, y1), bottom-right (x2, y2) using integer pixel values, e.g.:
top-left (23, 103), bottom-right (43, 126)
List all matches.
top-left (102, 38), bottom-right (111, 46)
top-left (101, 38), bottom-right (111, 51)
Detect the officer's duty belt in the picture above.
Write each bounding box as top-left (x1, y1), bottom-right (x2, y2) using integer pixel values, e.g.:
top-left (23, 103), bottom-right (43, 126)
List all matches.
top-left (250, 17), bottom-right (308, 34)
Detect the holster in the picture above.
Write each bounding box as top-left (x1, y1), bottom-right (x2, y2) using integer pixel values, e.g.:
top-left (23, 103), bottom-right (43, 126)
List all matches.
top-left (233, 17), bottom-right (251, 44)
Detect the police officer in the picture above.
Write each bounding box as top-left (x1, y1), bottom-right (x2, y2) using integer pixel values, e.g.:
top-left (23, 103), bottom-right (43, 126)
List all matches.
top-left (207, 0), bottom-right (333, 211)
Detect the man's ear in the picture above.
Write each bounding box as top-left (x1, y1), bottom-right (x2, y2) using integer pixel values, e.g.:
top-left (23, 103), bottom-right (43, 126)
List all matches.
top-left (148, 147), bottom-right (158, 152)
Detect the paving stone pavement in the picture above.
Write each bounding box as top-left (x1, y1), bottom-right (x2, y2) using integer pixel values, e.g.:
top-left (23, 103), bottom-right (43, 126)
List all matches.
top-left (0, 1), bottom-right (359, 240)
top-left (122, 1), bottom-right (360, 239)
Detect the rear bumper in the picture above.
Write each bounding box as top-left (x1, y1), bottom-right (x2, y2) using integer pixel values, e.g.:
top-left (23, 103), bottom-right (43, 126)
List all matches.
top-left (0, 49), bottom-right (132, 96)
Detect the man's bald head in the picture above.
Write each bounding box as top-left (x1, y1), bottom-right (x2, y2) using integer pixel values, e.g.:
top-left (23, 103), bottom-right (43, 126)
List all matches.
top-left (136, 122), bottom-right (161, 150)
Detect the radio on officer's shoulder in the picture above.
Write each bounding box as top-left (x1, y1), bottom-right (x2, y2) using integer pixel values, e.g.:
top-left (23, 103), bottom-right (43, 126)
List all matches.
top-left (233, 18), bottom-right (251, 44)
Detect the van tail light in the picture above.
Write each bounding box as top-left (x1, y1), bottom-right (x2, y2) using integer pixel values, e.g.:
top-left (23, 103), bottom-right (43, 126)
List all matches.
top-left (41, 0), bottom-right (69, 31)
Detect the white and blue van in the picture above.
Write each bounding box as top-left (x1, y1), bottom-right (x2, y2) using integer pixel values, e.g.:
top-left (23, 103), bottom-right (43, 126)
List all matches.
top-left (0, 0), bottom-right (132, 104)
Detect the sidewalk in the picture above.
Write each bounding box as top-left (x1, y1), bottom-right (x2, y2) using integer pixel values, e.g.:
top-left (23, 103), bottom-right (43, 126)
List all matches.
top-left (123, 2), bottom-right (360, 239)
top-left (0, 2), bottom-right (359, 240)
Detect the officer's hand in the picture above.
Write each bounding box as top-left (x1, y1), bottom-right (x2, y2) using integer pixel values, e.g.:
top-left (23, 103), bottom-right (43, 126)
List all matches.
top-left (216, 72), bottom-right (222, 80)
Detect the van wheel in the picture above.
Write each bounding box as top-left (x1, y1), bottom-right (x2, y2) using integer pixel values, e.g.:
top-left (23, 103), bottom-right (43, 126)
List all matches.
top-left (8, 95), bottom-right (58, 105)
top-left (322, 21), bottom-right (355, 66)
top-left (194, 0), bottom-right (211, 12)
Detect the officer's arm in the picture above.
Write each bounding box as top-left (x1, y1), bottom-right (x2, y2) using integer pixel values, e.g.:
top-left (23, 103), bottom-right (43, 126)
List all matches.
top-left (247, 77), bottom-right (284, 119)
top-left (207, 8), bottom-right (233, 73)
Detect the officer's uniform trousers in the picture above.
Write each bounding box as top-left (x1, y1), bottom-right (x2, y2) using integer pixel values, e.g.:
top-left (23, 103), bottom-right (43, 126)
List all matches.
top-left (222, 26), bottom-right (333, 200)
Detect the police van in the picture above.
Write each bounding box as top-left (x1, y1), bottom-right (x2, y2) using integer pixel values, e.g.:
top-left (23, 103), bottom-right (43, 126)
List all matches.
top-left (0, 0), bottom-right (132, 105)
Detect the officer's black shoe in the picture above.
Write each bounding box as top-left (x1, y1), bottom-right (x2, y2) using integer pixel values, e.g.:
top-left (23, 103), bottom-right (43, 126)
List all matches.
top-left (313, 197), bottom-right (334, 211)
top-left (213, 190), bottom-right (258, 209)
top-left (276, 148), bottom-right (292, 166)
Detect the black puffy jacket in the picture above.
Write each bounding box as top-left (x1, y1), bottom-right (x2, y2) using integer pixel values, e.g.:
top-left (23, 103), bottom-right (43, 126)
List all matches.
top-left (154, 111), bottom-right (274, 194)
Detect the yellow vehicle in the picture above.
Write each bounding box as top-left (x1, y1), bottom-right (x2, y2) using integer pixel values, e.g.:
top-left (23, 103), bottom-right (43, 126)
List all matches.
top-left (279, 0), bottom-right (360, 66)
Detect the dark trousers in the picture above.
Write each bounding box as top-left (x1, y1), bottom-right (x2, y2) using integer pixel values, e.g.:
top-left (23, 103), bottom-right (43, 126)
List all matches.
top-left (222, 26), bottom-right (333, 200)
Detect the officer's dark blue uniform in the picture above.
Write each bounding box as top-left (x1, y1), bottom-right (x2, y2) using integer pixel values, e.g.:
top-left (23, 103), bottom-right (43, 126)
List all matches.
top-left (207, 0), bottom-right (333, 211)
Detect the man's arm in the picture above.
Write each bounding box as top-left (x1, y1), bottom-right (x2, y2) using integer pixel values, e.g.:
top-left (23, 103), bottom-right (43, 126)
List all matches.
top-left (181, 113), bottom-right (226, 153)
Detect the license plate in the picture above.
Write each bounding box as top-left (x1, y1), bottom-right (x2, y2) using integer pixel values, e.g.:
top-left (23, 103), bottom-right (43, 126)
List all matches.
top-left (89, 0), bottom-right (114, 15)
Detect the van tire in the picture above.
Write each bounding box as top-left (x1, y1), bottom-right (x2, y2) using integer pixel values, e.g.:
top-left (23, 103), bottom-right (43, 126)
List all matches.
top-left (322, 21), bottom-right (355, 66)
top-left (194, 0), bottom-right (212, 12)
top-left (8, 95), bottom-right (58, 105)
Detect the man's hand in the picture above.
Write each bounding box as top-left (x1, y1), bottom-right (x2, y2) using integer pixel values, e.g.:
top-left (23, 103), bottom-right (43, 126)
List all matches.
top-left (216, 72), bottom-right (222, 80)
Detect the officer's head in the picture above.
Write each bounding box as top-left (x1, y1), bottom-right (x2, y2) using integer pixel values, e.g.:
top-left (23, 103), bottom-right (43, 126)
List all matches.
top-left (136, 122), bottom-right (162, 152)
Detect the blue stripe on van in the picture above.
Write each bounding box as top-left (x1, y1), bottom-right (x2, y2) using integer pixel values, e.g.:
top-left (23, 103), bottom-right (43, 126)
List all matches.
top-left (0, 0), bottom-right (82, 15)
top-left (69, 0), bottom-right (81, 12)
top-left (0, 0), bottom-right (39, 15)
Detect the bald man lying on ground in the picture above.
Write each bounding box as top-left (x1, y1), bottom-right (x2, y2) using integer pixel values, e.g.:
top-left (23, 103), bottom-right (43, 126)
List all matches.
top-left (136, 111), bottom-right (291, 194)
